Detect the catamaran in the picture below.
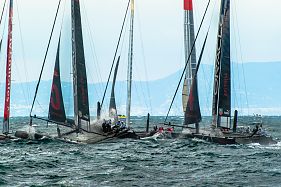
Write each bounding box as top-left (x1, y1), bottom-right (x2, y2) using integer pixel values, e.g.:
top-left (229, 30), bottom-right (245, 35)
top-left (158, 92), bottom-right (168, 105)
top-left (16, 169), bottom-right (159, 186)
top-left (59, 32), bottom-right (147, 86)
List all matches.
top-left (97, 0), bottom-right (147, 140)
top-left (165, 0), bottom-right (276, 145)
top-left (22, 0), bottom-right (135, 143)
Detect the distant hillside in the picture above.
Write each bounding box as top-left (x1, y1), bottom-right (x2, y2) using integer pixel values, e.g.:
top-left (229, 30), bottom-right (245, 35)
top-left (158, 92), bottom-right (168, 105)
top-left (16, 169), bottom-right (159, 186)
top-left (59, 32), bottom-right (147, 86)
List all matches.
top-left (1, 62), bottom-right (281, 116)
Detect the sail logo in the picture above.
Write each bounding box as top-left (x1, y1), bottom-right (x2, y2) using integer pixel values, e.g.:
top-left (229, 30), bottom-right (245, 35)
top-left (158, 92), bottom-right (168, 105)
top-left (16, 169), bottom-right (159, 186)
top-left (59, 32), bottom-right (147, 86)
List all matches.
top-left (50, 84), bottom-right (61, 111)
top-left (219, 108), bottom-right (230, 116)
top-left (212, 23), bottom-right (223, 115)
top-left (4, 17), bottom-right (13, 120)
top-left (223, 73), bottom-right (229, 97)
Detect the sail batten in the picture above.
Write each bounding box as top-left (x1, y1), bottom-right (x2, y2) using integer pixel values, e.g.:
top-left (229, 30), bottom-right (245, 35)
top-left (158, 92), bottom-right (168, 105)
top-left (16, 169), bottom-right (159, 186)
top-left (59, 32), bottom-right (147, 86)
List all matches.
top-left (3, 0), bottom-right (13, 134)
top-left (71, 0), bottom-right (90, 129)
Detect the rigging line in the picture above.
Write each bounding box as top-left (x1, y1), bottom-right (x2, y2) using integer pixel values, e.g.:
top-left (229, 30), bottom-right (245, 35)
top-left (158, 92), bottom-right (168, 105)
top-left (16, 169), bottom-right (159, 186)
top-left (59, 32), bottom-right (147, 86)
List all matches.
top-left (29, 0), bottom-right (62, 117)
top-left (201, 0), bottom-right (217, 115)
top-left (230, 2), bottom-right (242, 115)
top-left (194, 29), bottom-right (210, 79)
top-left (230, 2), bottom-right (241, 113)
top-left (0, 0), bottom-right (6, 26)
top-left (111, 15), bottom-right (130, 115)
top-left (135, 5), bottom-right (152, 113)
top-left (80, 1), bottom-right (103, 98)
top-left (164, 0), bottom-right (211, 123)
top-left (0, 0), bottom-right (7, 53)
top-left (231, 59), bottom-right (239, 112)
top-left (100, 0), bottom-right (131, 108)
top-left (36, 100), bottom-right (48, 115)
top-left (0, 1), bottom-right (9, 105)
top-left (165, 23), bottom-right (210, 125)
top-left (60, 0), bottom-right (72, 114)
top-left (15, 0), bottom-right (32, 107)
top-left (133, 56), bottom-right (151, 113)
top-left (233, 0), bottom-right (249, 115)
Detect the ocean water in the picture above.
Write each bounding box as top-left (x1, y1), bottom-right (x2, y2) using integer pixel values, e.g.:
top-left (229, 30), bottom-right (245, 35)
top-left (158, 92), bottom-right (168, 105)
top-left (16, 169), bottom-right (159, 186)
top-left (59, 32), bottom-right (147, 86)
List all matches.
top-left (1, 116), bottom-right (281, 187)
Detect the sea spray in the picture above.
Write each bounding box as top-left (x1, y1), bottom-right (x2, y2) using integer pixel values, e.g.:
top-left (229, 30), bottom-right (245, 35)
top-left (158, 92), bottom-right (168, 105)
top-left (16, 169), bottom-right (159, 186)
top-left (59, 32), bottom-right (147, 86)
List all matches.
top-left (90, 112), bottom-right (114, 126)
top-left (20, 125), bottom-right (36, 139)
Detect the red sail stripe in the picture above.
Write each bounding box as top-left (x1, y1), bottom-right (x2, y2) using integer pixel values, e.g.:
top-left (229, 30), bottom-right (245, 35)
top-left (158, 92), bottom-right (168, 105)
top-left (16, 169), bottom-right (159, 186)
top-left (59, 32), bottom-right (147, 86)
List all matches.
top-left (184, 0), bottom-right (193, 10)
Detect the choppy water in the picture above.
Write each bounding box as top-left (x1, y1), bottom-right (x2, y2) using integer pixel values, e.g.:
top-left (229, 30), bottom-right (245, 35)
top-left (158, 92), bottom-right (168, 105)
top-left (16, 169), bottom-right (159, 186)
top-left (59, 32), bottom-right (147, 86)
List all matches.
top-left (1, 116), bottom-right (281, 186)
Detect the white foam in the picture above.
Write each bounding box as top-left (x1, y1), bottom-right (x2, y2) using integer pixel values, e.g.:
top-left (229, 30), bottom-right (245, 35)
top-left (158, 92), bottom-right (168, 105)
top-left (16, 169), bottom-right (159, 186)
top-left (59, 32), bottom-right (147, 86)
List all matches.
top-left (21, 125), bottom-right (36, 139)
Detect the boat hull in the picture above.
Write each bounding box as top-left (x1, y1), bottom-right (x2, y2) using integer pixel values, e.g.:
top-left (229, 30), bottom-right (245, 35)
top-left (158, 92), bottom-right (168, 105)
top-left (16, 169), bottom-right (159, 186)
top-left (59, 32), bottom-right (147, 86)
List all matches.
top-left (58, 128), bottom-right (139, 144)
top-left (235, 135), bottom-right (277, 145)
top-left (0, 134), bottom-right (16, 141)
top-left (193, 134), bottom-right (236, 144)
top-left (180, 128), bottom-right (277, 145)
top-left (14, 130), bottom-right (44, 140)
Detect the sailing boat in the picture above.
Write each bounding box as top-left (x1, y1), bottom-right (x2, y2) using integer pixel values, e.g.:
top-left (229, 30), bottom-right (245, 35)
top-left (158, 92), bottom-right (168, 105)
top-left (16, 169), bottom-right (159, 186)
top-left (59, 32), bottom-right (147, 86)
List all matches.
top-left (98, 0), bottom-right (140, 138)
top-left (110, 0), bottom-right (134, 128)
top-left (137, 0), bottom-right (202, 139)
top-left (182, 0), bottom-right (201, 133)
top-left (0, 0), bottom-right (16, 140)
top-left (180, 0), bottom-right (276, 144)
top-left (26, 0), bottom-right (133, 143)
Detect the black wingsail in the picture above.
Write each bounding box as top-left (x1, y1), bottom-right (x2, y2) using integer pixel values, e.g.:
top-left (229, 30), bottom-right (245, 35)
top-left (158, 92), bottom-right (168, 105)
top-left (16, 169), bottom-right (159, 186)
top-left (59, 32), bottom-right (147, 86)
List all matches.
top-left (217, 0), bottom-right (231, 117)
top-left (109, 56), bottom-right (120, 119)
top-left (212, 0), bottom-right (231, 125)
top-left (71, 0), bottom-right (90, 127)
top-left (48, 37), bottom-right (66, 123)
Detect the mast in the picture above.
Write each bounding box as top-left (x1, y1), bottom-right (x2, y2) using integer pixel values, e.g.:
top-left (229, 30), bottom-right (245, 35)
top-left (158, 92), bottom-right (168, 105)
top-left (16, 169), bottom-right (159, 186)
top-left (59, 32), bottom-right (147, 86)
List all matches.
top-left (3, 0), bottom-right (13, 135)
top-left (71, 0), bottom-right (90, 130)
top-left (126, 0), bottom-right (134, 127)
top-left (182, 0), bottom-right (197, 126)
top-left (212, 0), bottom-right (231, 128)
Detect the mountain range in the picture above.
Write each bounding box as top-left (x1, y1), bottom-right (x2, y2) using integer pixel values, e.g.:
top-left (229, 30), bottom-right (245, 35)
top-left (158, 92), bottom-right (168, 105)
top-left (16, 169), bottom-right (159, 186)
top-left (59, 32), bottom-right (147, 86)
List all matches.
top-left (1, 62), bottom-right (281, 117)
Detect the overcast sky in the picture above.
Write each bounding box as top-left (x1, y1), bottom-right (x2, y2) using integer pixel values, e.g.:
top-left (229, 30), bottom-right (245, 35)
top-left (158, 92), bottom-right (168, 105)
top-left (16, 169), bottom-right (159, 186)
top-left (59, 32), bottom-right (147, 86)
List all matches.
top-left (0, 0), bottom-right (281, 84)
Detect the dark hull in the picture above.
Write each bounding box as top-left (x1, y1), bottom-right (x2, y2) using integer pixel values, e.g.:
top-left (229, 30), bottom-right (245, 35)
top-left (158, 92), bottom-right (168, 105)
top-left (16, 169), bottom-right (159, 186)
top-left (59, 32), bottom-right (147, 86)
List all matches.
top-left (181, 128), bottom-right (277, 145)
top-left (234, 135), bottom-right (277, 145)
top-left (117, 130), bottom-right (139, 139)
top-left (0, 134), bottom-right (16, 141)
top-left (135, 131), bottom-right (156, 138)
top-left (193, 133), bottom-right (236, 144)
top-left (14, 130), bottom-right (44, 140)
